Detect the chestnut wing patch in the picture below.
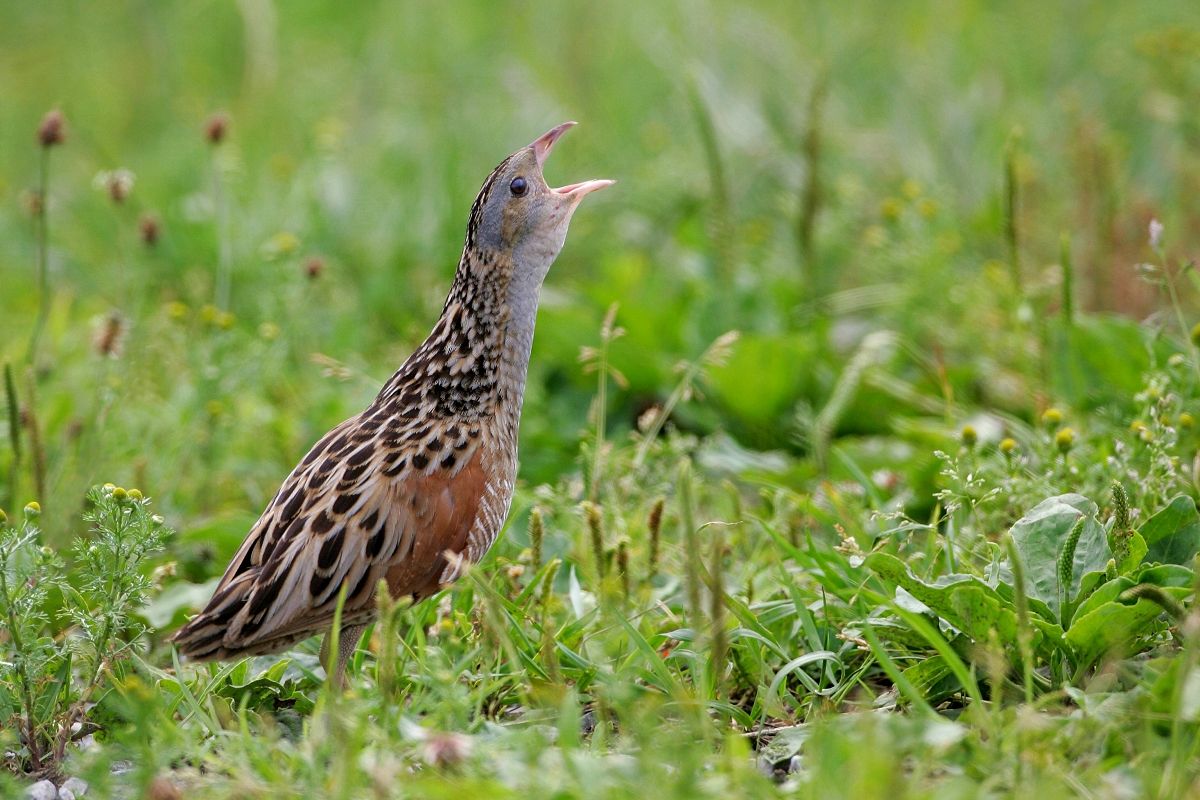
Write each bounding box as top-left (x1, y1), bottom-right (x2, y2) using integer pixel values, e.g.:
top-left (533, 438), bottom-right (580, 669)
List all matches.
top-left (173, 440), bottom-right (488, 658)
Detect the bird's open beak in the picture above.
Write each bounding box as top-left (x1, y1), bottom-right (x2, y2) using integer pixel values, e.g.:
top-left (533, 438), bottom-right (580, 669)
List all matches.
top-left (530, 121), bottom-right (615, 200)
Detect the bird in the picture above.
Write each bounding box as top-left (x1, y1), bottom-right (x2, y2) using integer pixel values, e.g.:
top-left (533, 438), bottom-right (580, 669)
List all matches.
top-left (170, 122), bottom-right (612, 682)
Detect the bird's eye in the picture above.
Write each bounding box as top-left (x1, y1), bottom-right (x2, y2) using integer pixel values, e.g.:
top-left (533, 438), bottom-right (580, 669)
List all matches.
top-left (509, 177), bottom-right (527, 196)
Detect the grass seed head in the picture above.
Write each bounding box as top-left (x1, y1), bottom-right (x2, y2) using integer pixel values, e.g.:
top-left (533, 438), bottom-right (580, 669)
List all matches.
top-left (96, 169), bottom-right (134, 203)
top-left (1057, 515), bottom-right (1086, 600)
top-left (37, 109), bottom-right (65, 147)
top-left (616, 538), bottom-right (630, 600)
top-left (647, 496), bottom-right (664, 579)
top-left (93, 311), bottom-right (127, 358)
top-left (139, 213), bottom-right (161, 246)
top-left (529, 506), bottom-right (544, 566)
top-left (581, 500), bottom-right (605, 578)
top-left (205, 113), bottom-right (229, 144)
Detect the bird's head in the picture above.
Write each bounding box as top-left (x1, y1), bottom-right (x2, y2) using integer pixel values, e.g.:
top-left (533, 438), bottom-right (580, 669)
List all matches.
top-left (466, 122), bottom-right (612, 277)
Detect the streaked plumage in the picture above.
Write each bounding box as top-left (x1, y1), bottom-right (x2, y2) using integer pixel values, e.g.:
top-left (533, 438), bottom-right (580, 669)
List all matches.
top-left (170, 123), bottom-right (611, 678)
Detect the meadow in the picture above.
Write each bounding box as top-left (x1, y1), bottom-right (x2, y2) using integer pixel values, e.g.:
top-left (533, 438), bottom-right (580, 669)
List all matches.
top-left (3, 1), bottom-right (1200, 797)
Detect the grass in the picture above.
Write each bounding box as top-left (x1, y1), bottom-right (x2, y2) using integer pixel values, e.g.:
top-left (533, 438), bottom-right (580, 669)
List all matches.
top-left (3, 1), bottom-right (1200, 797)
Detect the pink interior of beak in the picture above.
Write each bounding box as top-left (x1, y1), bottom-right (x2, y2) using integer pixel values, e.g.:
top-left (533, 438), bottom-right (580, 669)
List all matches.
top-left (530, 122), bottom-right (615, 199)
top-left (531, 121), bottom-right (577, 168)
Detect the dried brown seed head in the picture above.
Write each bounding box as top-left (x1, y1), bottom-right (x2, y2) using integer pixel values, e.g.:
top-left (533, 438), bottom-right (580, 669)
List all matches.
top-left (204, 113), bottom-right (229, 145)
top-left (37, 109), bottom-right (66, 147)
top-left (139, 213), bottom-right (161, 246)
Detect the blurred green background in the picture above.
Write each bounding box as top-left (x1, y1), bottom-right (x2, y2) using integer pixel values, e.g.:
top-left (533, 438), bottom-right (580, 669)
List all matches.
top-left (1, 0), bottom-right (1198, 537)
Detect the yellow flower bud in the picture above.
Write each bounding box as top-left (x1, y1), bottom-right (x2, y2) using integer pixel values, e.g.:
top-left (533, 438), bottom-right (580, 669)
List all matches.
top-left (960, 425), bottom-right (978, 447)
top-left (112, 487), bottom-right (128, 501)
top-left (1041, 407), bottom-right (1063, 429)
top-left (24, 501), bottom-right (41, 518)
top-left (1055, 427), bottom-right (1075, 453)
top-left (999, 437), bottom-right (1017, 455)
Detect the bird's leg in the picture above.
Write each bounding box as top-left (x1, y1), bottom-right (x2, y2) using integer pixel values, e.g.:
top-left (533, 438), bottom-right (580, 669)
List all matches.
top-left (321, 623), bottom-right (367, 689)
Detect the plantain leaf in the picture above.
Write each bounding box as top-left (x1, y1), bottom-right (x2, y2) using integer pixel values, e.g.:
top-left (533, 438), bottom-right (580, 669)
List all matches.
top-left (1065, 563), bottom-right (1193, 671)
top-left (864, 552), bottom-right (1062, 656)
top-left (1139, 495), bottom-right (1200, 566)
top-left (1008, 494), bottom-right (1111, 619)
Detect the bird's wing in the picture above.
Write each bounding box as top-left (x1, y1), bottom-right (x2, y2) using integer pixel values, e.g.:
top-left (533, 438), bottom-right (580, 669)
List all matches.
top-left (171, 409), bottom-right (488, 660)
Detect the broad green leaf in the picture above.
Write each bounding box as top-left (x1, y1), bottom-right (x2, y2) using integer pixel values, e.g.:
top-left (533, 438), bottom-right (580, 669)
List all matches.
top-left (1065, 596), bottom-right (1169, 671)
top-left (1114, 531), bottom-right (1148, 575)
top-left (759, 725), bottom-right (809, 763)
top-left (1048, 315), bottom-right (1173, 406)
top-left (1136, 563), bottom-right (1196, 588)
top-left (1009, 494), bottom-right (1111, 619)
top-left (1139, 495), bottom-right (1200, 565)
top-left (1065, 570), bottom-right (1191, 670)
top-left (902, 655), bottom-right (958, 703)
top-left (143, 578), bottom-right (220, 629)
top-left (864, 552), bottom-right (1061, 655)
top-left (707, 332), bottom-right (818, 430)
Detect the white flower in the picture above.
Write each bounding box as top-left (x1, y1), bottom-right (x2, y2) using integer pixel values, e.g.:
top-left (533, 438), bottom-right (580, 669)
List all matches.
top-left (1150, 218), bottom-right (1164, 250)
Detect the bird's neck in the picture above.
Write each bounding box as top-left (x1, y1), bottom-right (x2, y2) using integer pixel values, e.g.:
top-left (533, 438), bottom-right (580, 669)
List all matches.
top-left (399, 246), bottom-right (540, 429)
top-left (461, 246), bottom-right (540, 403)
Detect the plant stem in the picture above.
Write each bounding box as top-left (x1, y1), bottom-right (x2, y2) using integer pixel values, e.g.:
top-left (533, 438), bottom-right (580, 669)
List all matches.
top-left (212, 151), bottom-right (232, 310)
top-left (26, 147), bottom-right (51, 365)
top-left (797, 68), bottom-right (828, 298)
top-left (24, 368), bottom-right (47, 509)
top-left (1059, 232), bottom-right (1074, 326)
top-left (0, 531), bottom-right (45, 771)
top-left (707, 525), bottom-right (726, 697)
top-left (1004, 132), bottom-right (1022, 294)
top-left (679, 461), bottom-right (702, 631)
top-left (1161, 258), bottom-right (1200, 383)
top-left (689, 82), bottom-right (734, 282)
top-left (4, 362), bottom-right (20, 512)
